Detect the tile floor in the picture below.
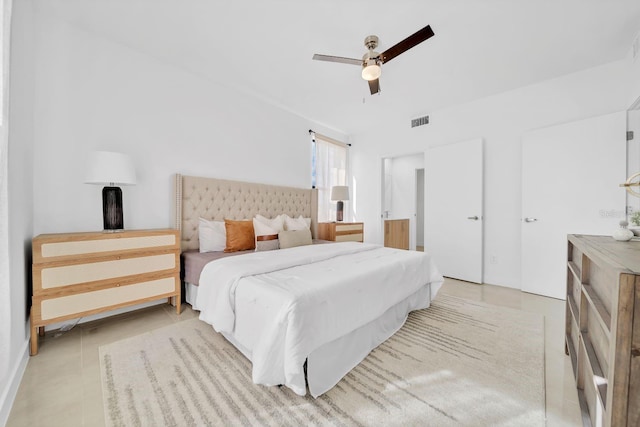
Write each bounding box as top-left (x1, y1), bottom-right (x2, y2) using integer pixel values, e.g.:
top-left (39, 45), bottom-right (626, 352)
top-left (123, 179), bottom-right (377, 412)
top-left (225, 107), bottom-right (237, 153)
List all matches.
top-left (6, 279), bottom-right (582, 426)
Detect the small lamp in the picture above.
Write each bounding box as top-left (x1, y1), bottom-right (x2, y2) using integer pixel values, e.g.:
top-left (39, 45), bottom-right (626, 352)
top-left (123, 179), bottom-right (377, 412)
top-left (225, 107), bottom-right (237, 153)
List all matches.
top-left (331, 186), bottom-right (350, 222)
top-left (85, 151), bottom-right (136, 232)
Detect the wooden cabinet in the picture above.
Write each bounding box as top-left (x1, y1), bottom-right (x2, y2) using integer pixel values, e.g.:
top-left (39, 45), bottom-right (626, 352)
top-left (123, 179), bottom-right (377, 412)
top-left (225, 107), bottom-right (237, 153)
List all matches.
top-left (565, 234), bottom-right (640, 427)
top-left (318, 222), bottom-right (364, 242)
top-left (31, 229), bottom-right (181, 355)
top-left (384, 219), bottom-right (410, 250)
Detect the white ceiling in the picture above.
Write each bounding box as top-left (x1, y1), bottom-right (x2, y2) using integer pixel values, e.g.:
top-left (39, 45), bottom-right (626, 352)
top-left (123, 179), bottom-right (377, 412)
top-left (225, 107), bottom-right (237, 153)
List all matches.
top-left (40, 1), bottom-right (640, 135)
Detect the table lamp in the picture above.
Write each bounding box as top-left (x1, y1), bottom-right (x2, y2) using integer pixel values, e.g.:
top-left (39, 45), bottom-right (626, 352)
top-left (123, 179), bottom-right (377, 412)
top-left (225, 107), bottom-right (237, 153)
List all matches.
top-left (85, 151), bottom-right (136, 231)
top-left (331, 185), bottom-right (350, 222)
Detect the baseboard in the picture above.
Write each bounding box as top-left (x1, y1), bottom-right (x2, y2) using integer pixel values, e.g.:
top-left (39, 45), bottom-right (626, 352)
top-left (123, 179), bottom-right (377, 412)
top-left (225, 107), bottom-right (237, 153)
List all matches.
top-left (0, 338), bottom-right (29, 426)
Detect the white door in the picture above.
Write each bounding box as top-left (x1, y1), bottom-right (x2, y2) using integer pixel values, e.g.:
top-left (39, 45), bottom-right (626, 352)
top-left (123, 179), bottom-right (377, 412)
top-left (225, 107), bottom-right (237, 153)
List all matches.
top-left (521, 111), bottom-right (627, 299)
top-left (426, 139), bottom-right (483, 283)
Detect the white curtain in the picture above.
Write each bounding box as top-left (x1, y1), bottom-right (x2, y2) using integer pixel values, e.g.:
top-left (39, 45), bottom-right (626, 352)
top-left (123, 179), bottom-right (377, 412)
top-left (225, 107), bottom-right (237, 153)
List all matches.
top-left (312, 134), bottom-right (347, 222)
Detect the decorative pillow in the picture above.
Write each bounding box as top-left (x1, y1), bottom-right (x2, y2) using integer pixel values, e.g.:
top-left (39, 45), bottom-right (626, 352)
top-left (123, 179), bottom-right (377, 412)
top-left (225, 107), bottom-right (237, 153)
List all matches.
top-left (279, 229), bottom-right (312, 249)
top-left (224, 219), bottom-right (255, 252)
top-left (198, 218), bottom-right (226, 253)
top-left (253, 217), bottom-right (281, 252)
top-left (254, 214), bottom-right (285, 232)
top-left (256, 234), bottom-right (280, 252)
top-left (283, 215), bottom-right (311, 231)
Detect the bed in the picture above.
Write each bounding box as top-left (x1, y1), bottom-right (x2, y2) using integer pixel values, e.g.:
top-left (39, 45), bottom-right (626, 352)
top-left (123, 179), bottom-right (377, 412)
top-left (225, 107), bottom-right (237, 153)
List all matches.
top-left (174, 174), bottom-right (444, 397)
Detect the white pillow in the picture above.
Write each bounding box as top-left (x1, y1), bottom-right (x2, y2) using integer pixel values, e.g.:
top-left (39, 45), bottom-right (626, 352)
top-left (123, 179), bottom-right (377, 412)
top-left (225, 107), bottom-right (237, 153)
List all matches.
top-left (283, 215), bottom-right (311, 231)
top-left (254, 214), bottom-right (285, 233)
top-left (253, 217), bottom-right (279, 238)
top-left (198, 218), bottom-right (226, 252)
top-left (253, 216), bottom-right (282, 252)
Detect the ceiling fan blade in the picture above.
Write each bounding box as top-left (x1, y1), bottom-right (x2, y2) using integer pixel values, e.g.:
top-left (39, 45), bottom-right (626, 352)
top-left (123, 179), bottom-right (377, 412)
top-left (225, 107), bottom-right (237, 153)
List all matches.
top-left (312, 54), bottom-right (362, 66)
top-left (368, 78), bottom-right (380, 95)
top-left (380, 25), bottom-right (435, 64)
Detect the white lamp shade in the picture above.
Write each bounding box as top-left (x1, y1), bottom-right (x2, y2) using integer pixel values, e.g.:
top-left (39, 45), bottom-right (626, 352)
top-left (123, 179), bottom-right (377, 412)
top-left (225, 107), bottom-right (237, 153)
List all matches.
top-left (361, 63), bottom-right (381, 81)
top-left (331, 186), bottom-right (350, 201)
top-left (85, 151), bottom-right (136, 186)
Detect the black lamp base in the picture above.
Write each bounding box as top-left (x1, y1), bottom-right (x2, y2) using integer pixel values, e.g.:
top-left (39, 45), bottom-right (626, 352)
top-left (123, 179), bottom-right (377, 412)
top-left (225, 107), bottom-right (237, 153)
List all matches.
top-left (102, 186), bottom-right (124, 231)
top-left (336, 200), bottom-right (344, 222)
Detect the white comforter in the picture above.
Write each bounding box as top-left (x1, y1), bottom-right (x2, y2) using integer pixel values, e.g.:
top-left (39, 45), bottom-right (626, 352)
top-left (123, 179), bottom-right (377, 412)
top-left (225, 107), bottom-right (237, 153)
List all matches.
top-left (196, 242), bottom-right (443, 396)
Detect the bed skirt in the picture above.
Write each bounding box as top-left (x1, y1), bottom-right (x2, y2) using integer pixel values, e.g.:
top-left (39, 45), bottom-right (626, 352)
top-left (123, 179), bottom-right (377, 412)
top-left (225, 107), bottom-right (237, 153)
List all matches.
top-left (184, 281), bottom-right (432, 397)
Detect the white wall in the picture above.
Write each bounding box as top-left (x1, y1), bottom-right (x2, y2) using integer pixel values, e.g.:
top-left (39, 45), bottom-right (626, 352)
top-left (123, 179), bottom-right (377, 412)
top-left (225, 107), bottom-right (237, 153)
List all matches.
top-left (1, 0), bottom-right (34, 423)
top-left (31, 12), bottom-right (345, 235)
top-left (351, 60), bottom-right (631, 289)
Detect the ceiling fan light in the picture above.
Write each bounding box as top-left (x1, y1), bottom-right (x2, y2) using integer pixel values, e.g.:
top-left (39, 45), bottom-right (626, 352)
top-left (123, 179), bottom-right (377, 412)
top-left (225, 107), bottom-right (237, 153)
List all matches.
top-left (361, 62), bottom-right (381, 81)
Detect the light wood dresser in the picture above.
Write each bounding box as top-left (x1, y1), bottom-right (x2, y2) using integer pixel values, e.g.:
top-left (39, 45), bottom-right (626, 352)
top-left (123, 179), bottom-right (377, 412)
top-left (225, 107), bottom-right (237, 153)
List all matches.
top-left (318, 222), bottom-right (364, 242)
top-left (565, 234), bottom-right (640, 426)
top-left (31, 229), bottom-right (181, 355)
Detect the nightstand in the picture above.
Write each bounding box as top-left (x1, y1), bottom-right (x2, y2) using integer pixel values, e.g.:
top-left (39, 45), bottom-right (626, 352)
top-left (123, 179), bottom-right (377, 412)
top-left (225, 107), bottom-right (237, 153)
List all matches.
top-left (317, 222), bottom-right (364, 242)
top-left (30, 229), bottom-right (181, 355)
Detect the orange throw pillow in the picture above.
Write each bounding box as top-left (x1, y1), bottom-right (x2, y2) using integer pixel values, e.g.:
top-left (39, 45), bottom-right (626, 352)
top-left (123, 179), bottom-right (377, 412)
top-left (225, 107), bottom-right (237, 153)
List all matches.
top-left (224, 219), bottom-right (255, 252)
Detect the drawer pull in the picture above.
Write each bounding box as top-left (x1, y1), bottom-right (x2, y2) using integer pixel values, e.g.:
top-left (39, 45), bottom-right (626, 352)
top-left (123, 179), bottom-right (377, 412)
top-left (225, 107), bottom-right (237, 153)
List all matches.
top-left (632, 348), bottom-right (640, 358)
top-left (115, 283), bottom-right (120, 287)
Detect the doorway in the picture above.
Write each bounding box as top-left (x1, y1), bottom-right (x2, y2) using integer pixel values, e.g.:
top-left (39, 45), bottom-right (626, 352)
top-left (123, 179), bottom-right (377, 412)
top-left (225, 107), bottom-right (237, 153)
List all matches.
top-left (380, 153), bottom-right (424, 250)
top-left (416, 168), bottom-right (425, 251)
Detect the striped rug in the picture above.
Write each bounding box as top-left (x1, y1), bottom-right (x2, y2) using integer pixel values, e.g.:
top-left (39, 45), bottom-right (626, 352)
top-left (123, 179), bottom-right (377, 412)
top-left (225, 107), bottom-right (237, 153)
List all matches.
top-left (100, 295), bottom-right (545, 426)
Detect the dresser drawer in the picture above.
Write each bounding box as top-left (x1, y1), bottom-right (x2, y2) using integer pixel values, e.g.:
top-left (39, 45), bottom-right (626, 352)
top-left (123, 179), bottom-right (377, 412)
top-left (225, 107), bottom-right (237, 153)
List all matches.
top-left (34, 231), bottom-right (178, 263)
top-left (36, 253), bottom-right (178, 290)
top-left (318, 222), bottom-right (364, 243)
top-left (335, 233), bottom-right (364, 242)
top-left (37, 276), bottom-right (178, 321)
top-left (335, 224), bottom-right (363, 232)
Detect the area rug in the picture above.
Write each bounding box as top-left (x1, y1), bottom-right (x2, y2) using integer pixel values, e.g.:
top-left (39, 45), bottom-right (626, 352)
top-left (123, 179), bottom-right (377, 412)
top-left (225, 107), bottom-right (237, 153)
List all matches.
top-left (100, 295), bottom-right (545, 426)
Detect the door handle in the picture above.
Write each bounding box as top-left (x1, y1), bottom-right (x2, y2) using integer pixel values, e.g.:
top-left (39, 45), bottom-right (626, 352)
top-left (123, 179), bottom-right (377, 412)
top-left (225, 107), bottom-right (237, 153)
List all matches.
top-left (524, 217), bottom-right (538, 223)
top-left (467, 216), bottom-right (479, 220)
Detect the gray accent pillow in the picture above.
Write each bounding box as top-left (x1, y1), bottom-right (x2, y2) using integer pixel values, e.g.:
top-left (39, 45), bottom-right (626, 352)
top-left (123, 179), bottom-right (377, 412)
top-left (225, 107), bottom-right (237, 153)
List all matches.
top-left (279, 229), bottom-right (312, 249)
top-left (256, 239), bottom-right (280, 252)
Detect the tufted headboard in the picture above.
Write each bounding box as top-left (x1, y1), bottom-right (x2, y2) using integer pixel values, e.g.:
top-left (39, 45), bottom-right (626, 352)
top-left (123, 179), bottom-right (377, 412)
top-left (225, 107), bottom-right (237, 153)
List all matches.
top-left (174, 174), bottom-right (318, 251)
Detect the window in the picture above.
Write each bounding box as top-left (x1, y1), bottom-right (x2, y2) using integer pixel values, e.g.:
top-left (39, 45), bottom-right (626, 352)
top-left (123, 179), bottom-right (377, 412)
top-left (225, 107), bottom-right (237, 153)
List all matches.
top-left (311, 132), bottom-right (348, 222)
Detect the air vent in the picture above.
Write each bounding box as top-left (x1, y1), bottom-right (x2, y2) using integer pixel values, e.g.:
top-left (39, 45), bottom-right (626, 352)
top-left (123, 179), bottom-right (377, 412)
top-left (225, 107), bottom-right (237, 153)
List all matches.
top-left (411, 115), bottom-right (429, 128)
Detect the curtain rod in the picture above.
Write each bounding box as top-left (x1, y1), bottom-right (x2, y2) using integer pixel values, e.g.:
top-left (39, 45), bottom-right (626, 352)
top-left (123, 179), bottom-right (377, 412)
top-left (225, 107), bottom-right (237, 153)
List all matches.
top-left (309, 129), bottom-right (352, 147)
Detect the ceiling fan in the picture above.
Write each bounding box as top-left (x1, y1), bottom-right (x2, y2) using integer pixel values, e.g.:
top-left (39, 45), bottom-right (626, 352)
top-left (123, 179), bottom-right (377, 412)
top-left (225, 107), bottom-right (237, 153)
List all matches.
top-left (312, 25), bottom-right (435, 95)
